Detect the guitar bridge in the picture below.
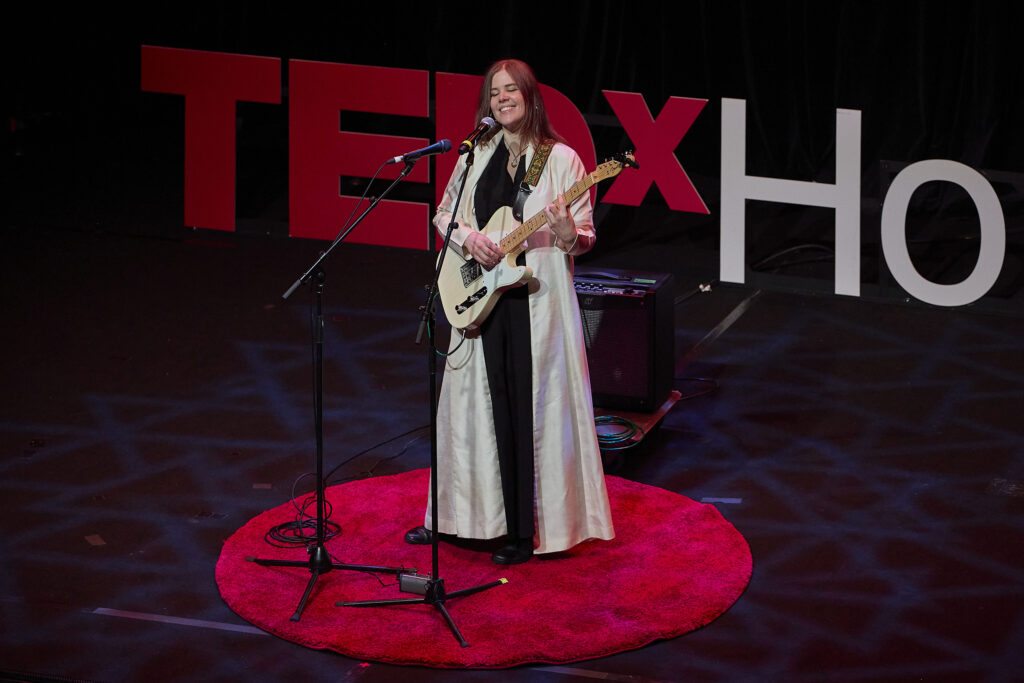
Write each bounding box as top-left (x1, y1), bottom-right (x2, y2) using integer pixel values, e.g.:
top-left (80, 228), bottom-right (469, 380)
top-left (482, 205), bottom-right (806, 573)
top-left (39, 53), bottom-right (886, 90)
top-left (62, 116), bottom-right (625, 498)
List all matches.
top-left (460, 260), bottom-right (483, 286)
top-left (455, 287), bottom-right (488, 314)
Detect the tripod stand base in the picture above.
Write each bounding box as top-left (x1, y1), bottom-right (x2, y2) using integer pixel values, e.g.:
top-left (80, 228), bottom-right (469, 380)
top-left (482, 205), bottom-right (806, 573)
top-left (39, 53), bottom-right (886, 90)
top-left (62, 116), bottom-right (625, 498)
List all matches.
top-left (247, 545), bottom-right (410, 621)
top-left (339, 577), bottom-right (507, 647)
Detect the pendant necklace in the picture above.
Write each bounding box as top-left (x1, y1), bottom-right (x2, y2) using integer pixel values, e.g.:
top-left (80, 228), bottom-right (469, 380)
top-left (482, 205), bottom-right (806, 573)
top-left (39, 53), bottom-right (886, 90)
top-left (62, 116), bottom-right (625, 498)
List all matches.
top-left (507, 140), bottom-right (524, 168)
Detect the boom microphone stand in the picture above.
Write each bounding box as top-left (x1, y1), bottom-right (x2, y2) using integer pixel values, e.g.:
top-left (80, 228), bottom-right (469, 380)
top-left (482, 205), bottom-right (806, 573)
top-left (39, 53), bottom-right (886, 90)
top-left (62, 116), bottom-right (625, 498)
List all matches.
top-left (247, 160), bottom-right (425, 621)
top-left (339, 147), bottom-right (506, 647)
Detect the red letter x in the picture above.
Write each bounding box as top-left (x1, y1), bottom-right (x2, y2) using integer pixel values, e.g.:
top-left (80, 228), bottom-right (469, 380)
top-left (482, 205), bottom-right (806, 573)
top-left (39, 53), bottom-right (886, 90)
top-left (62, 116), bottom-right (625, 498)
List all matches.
top-left (601, 92), bottom-right (708, 214)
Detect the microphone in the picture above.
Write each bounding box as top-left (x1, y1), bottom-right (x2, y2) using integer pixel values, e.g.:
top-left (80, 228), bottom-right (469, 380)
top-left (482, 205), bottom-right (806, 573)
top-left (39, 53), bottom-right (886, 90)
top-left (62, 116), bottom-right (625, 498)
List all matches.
top-left (386, 139), bottom-right (452, 165)
top-left (458, 117), bottom-right (496, 155)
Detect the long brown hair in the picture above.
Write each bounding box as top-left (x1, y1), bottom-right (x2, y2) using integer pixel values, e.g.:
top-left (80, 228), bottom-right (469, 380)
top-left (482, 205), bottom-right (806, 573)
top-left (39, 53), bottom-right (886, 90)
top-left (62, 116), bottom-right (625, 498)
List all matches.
top-left (475, 59), bottom-right (564, 148)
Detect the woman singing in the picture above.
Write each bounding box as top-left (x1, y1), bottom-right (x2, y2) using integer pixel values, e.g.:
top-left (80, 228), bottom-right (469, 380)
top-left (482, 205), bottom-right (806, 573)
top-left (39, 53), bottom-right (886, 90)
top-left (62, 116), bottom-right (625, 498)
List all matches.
top-left (405, 59), bottom-right (614, 565)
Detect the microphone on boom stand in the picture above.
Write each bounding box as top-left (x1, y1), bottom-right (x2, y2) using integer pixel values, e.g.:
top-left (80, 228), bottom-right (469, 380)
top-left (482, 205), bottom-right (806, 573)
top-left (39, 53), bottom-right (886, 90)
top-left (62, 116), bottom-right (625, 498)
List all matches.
top-left (386, 139), bottom-right (452, 165)
top-left (457, 117), bottom-right (495, 154)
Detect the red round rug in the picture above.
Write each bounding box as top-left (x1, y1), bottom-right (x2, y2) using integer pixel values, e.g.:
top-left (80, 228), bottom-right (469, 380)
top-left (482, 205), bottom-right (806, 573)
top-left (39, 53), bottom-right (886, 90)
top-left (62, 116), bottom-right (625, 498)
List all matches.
top-left (216, 469), bottom-right (751, 668)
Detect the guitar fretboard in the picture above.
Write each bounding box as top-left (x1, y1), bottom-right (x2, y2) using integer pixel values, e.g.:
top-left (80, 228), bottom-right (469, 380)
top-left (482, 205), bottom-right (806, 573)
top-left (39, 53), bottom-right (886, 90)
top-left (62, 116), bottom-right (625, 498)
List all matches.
top-left (498, 174), bottom-right (597, 253)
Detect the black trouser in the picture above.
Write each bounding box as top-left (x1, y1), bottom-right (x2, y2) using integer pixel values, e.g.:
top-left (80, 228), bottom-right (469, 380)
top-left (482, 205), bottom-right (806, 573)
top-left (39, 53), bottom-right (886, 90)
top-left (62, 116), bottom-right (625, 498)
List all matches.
top-left (480, 274), bottom-right (534, 542)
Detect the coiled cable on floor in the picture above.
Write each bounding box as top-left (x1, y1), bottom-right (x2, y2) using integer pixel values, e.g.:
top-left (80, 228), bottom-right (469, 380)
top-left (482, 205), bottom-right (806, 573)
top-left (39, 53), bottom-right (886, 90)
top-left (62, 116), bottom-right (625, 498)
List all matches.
top-left (594, 414), bottom-right (645, 451)
top-left (264, 515), bottom-right (342, 549)
top-left (262, 426), bottom-right (431, 548)
top-left (264, 478), bottom-right (342, 548)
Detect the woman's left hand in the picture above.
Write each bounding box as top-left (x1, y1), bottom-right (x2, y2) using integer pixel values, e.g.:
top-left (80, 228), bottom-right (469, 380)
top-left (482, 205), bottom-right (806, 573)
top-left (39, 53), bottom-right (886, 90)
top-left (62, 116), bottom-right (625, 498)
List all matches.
top-left (544, 194), bottom-right (577, 244)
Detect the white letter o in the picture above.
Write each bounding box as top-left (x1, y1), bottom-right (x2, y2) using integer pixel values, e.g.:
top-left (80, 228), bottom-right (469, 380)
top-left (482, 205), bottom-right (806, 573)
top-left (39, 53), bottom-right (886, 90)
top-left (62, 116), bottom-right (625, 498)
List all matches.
top-left (881, 160), bottom-right (1004, 307)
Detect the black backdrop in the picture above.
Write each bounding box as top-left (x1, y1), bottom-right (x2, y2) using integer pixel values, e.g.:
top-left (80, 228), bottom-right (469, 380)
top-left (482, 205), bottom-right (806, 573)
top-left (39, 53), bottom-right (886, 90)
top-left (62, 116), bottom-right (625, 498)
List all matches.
top-left (5, 1), bottom-right (1023, 308)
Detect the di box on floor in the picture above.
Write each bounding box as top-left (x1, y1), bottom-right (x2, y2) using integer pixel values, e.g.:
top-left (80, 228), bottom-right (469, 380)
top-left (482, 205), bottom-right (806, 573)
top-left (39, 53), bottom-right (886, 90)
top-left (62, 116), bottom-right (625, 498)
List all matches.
top-left (574, 267), bottom-right (674, 412)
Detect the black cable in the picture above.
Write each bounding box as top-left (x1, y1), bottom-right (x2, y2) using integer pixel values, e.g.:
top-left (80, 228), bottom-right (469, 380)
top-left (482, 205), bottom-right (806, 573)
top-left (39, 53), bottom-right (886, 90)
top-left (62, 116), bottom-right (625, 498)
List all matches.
top-left (262, 473), bottom-right (341, 546)
top-left (673, 377), bottom-right (719, 401)
top-left (328, 551), bottom-right (400, 588)
top-left (323, 425), bottom-right (429, 484)
top-left (675, 279), bottom-right (718, 306)
top-left (751, 243), bottom-right (836, 272)
top-left (263, 424), bottom-right (429, 549)
top-left (264, 516), bottom-right (342, 549)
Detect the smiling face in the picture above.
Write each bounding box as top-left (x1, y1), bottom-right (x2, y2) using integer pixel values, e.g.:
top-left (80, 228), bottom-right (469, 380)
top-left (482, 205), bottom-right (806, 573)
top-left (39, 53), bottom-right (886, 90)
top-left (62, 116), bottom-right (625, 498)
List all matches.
top-left (489, 69), bottom-right (526, 134)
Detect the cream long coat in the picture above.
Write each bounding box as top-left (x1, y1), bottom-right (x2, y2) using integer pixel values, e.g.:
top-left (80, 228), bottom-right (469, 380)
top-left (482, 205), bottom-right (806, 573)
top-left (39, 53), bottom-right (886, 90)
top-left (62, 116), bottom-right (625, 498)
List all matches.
top-left (425, 136), bottom-right (615, 554)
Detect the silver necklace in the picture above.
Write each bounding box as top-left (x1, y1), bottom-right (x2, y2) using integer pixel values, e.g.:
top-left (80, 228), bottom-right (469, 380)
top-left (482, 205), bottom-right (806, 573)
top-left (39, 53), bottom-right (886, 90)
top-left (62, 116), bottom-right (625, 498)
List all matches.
top-left (506, 141), bottom-right (524, 168)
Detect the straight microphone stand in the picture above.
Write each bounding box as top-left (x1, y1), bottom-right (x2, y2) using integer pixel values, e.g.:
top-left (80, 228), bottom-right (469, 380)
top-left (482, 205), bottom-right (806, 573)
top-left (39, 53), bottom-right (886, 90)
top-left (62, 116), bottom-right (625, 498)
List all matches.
top-left (339, 148), bottom-right (506, 647)
top-left (248, 163), bottom-right (419, 622)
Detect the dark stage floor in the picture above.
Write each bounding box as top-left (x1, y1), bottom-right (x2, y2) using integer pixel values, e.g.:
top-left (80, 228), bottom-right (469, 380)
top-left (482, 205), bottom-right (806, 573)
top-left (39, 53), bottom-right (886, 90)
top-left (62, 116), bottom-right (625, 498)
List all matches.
top-left (2, 225), bottom-right (1023, 682)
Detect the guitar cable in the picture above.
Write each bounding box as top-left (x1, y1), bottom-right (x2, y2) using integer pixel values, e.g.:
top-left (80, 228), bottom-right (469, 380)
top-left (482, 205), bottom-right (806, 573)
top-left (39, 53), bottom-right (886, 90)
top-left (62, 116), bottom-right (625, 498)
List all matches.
top-left (428, 292), bottom-right (469, 357)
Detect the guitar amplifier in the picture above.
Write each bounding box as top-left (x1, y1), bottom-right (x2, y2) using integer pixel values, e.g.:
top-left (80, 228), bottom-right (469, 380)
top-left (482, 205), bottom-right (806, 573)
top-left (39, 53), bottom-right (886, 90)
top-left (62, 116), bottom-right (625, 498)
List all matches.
top-left (574, 267), bottom-right (674, 412)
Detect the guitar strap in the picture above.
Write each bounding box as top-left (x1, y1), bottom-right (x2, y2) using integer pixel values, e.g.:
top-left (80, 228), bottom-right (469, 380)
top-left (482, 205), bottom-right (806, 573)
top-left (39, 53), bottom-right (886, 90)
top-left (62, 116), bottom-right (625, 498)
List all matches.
top-left (511, 138), bottom-right (555, 222)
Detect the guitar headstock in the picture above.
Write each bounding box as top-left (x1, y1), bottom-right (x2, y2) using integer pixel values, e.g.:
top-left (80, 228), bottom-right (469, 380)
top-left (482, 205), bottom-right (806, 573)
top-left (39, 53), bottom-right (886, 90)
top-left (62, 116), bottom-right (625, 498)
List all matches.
top-left (591, 150), bottom-right (639, 183)
top-left (611, 150), bottom-right (639, 170)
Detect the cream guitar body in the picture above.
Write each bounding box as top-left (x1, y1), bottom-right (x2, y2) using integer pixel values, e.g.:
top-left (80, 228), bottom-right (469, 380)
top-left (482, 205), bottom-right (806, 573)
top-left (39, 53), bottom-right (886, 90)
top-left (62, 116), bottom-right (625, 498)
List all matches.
top-left (436, 206), bottom-right (531, 331)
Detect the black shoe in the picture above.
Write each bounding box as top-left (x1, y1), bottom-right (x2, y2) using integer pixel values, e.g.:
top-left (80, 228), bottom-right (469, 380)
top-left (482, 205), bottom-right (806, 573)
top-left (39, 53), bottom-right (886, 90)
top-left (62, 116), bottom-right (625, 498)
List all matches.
top-left (491, 540), bottom-right (533, 565)
top-left (404, 526), bottom-right (434, 545)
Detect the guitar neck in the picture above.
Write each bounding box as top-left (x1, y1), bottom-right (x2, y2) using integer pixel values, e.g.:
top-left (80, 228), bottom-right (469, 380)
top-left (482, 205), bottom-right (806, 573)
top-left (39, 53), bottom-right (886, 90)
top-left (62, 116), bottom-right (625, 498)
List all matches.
top-left (498, 174), bottom-right (596, 253)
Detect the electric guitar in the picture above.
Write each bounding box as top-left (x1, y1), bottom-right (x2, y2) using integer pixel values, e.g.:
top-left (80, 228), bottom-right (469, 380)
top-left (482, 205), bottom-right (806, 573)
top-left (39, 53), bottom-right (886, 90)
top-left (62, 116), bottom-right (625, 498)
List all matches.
top-left (436, 152), bottom-right (637, 331)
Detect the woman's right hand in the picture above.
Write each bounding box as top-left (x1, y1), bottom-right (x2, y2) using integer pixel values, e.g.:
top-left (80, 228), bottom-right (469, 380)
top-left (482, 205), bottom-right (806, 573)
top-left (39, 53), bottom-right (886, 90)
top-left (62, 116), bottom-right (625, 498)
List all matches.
top-left (465, 231), bottom-right (505, 269)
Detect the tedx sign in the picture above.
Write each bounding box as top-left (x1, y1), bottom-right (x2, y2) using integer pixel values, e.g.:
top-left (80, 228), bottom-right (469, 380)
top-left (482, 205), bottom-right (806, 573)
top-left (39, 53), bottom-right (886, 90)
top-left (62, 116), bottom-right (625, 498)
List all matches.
top-left (142, 46), bottom-right (1008, 307)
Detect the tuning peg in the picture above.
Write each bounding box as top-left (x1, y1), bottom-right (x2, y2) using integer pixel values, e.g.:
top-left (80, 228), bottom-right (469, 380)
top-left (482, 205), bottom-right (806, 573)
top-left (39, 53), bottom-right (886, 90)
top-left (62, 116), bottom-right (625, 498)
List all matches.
top-left (609, 150), bottom-right (639, 169)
